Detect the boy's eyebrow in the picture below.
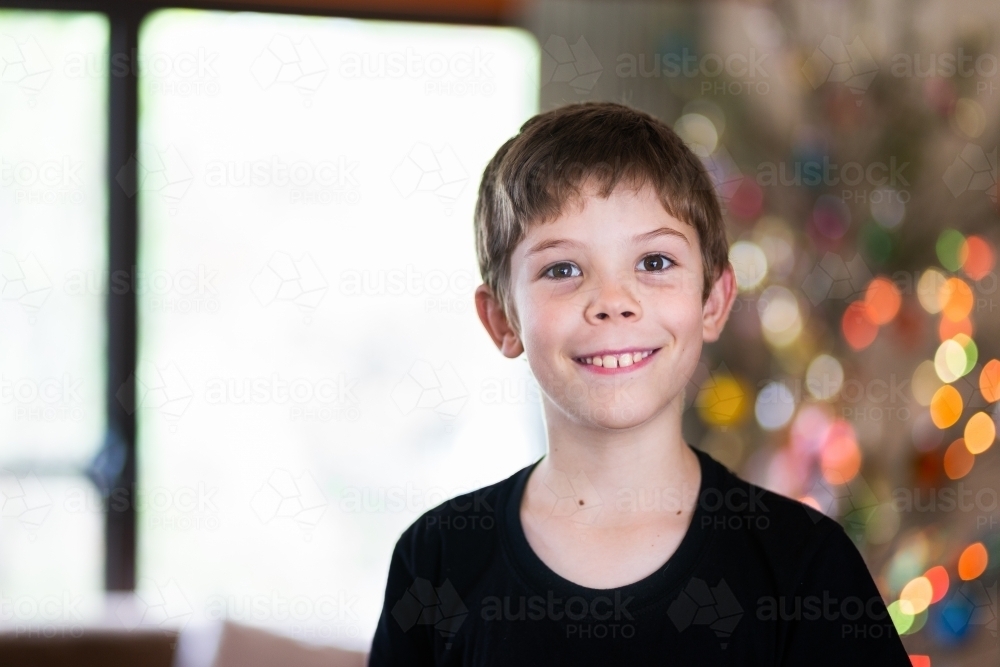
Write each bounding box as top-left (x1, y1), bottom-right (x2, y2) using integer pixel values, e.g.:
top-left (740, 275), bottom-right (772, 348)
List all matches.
top-left (526, 226), bottom-right (689, 256)
top-left (635, 226), bottom-right (690, 246)
top-left (525, 238), bottom-right (582, 256)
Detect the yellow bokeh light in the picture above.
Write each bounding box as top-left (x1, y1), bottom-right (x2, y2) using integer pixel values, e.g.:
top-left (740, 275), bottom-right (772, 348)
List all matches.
top-left (911, 360), bottom-right (943, 406)
top-left (900, 576), bottom-right (933, 615)
top-left (917, 268), bottom-right (946, 314)
top-left (934, 339), bottom-right (967, 383)
top-left (695, 374), bottom-right (747, 426)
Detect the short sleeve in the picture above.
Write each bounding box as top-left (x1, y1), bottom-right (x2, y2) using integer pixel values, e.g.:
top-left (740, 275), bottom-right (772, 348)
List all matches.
top-left (368, 534), bottom-right (436, 667)
top-left (779, 525), bottom-right (911, 666)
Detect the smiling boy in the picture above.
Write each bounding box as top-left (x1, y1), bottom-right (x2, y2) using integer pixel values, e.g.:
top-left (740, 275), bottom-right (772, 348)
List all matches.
top-left (369, 103), bottom-right (911, 665)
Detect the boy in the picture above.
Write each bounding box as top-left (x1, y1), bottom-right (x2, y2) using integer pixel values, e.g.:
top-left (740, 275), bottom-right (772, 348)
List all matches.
top-left (369, 102), bottom-right (911, 665)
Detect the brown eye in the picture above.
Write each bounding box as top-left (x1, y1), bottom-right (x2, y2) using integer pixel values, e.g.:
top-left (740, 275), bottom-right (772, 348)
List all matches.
top-left (637, 254), bottom-right (673, 272)
top-left (544, 262), bottom-right (581, 279)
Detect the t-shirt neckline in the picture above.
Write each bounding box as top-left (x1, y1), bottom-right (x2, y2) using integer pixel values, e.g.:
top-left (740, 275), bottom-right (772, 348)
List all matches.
top-left (500, 443), bottom-right (720, 609)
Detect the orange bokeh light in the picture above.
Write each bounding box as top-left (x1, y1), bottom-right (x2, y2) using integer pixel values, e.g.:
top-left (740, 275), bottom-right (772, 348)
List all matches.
top-left (943, 438), bottom-right (974, 479)
top-left (981, 359), bottom-right (1000, 403)
top-left (964, 412), bottom-right (996, 454)
top-left (842, 301), bottom-right (879, 350)
top-left (865, 277), bottom-right (902, 325)
top-left (938, 315), bottom-right (973, 342)
top-left (958, 542), bottom-right (988, 581)
top-left (940, 278), bottom-right (974, 322)
top-left (929, 385), bottom-right (963, 429)
top-left (909, 656), bottom-right (930, 667)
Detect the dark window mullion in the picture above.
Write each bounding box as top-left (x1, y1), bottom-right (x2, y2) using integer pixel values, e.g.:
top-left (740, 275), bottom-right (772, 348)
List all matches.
top-left (105, 4), bottom-right (142, 592)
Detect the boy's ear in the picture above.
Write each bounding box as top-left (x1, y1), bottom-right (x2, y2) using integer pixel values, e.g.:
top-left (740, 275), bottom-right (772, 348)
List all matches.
top-left (475, 284), bottom-right (524, 358)
top-left (702, 263), bottom-right (737, 343)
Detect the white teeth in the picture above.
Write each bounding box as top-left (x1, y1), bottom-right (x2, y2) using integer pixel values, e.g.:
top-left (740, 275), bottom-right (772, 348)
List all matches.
top-left (578, 350), bottom-right (655, 367)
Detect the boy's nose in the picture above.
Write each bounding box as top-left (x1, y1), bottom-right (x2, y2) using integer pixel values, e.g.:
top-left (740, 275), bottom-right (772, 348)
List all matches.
top-left (585, 280), bottom-right (642, 322)
top-left (595, 310), bottom-right (635, 320)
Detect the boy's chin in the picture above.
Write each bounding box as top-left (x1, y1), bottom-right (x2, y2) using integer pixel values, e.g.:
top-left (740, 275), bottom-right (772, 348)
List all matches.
top-left (559, 401), bottom-right (662, 430)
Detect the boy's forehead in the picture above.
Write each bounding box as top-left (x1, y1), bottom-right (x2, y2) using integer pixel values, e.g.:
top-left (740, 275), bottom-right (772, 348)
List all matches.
top-left (522, 182), bottom-right (698, 245)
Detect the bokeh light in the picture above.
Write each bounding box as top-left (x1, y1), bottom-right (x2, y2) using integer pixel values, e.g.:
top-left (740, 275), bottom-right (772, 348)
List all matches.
top-left (842, 301), bottom-right (878, 350)
top-left (888, 600), bottom-right (915, 634)
top-left (933, 338), bottom-right (968, 383)
top-left (957, 543), bottom-right (988, 581)
top-left (729, 241), bottom-right (768, 291)
top-left (911, 360), bottom-right (943, 406)
top-left (980, 359), bottom-right (1000, 403)
top-left (939, 277), bottom-right (973, 322)
top-left (936, 229), bottom-right (966, 271)
top-left (900, 576), bottom-right (933, 615)
top-left (961, 235), bottom-right (995, 281)
top-left (695, 373), bottom-right (748, 427)
top-left (929, 385), bottom-right (963, 429)
top-left (943, 438), bottom-right (974, 480)
top-left (924, 565), bottom-right (949, 604)
top-left (674, 113), bottom-right (718, 156)
top-left (870, 189), bottom-right (905, 228)
top-left (951, 98), bottom-right (987, 139)
top-left (755, 381), bottom-right (796, 430)
top-left (759, 285), bottom-right (803, 347)
top-left (963, 412), bottom-right (995, 454)
top-left (820, 420), bottom-right (861, 484)
top-left (812, 194), bottom-right (851, 239)
top-left (864, 277), bottom-right (901, 324)
top-left (806, 354), bottom-right (843, 400)
top-left (918, 268), bottom-right (946, 314)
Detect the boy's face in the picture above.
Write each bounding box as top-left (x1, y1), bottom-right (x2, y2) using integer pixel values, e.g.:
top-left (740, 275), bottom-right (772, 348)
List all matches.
top-left (476, 180), bottom-right (736, 430)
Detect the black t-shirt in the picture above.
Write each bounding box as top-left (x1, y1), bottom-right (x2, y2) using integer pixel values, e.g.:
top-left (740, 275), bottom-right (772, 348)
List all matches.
top-left (368, 445), bottom-right (911, 665)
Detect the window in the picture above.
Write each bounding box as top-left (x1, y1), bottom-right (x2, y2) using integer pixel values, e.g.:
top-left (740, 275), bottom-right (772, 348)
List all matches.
top-left (0, 8), bottom-right (109, 618)
top-left (134, 10), bottom-right (540, 643)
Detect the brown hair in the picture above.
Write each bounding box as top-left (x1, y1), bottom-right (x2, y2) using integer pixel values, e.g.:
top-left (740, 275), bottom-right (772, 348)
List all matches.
top-left (473, 101), bottom-right (730, 330)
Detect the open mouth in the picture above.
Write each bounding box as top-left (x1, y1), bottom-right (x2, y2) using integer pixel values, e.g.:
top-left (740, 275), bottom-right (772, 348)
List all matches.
top-left (572, 348), bottom-right (661, 369)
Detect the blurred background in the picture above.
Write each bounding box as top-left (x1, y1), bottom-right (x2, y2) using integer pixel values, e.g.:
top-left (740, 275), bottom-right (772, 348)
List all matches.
top-left (0, 0), bottom-right (997, 665)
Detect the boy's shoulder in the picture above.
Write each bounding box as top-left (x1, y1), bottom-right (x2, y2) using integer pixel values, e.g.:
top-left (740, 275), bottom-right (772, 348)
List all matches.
top-left (696, 448), bottom-right (855, 578)
top-left (391, 462), bottom-right (532, 582)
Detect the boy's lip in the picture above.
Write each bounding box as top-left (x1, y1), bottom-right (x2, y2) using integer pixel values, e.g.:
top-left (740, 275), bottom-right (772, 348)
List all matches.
top-left (571, 347), bottom-right (662, 374)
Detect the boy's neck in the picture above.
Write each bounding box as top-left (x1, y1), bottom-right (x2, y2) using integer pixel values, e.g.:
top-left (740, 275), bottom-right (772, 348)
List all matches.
top-left (536, 396), bottom-right (700, 507)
